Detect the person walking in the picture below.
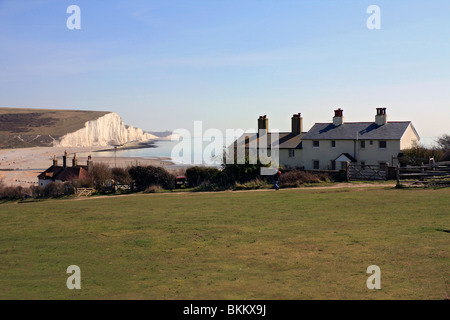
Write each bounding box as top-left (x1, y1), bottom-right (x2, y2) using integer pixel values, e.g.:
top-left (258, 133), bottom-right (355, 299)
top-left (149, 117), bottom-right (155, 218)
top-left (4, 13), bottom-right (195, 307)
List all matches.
top-left (273, 169), bottom-right (281, 190)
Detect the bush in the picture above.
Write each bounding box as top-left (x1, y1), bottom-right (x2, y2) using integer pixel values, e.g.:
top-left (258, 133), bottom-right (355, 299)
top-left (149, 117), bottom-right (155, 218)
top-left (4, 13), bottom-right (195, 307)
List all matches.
top-left (279, 170), bottom-right (330, 187)
top-left (43, 182), bottom-right (65, 198)
top-left (221, 160), bottom-right (270, 184)
top-left (399, 145), bottom-right (445, 166)
top-left (30, 185), bottom-right (45, 198)
top-left (111, 167), bottom-right (132, 185)
top-left (185, 166), bottom-right (223, 187)
top-left (63, 182), bottom-right (75, 195)
top-left (72, 179), bottom-right (94, 188)
top-left (144, 185), bottom-right (163, 193)
top-left (129, 166), bottom-right (175, 191)
top-left (0, 185), bottom-right (28, 200)
top-left (192, 181), bottom-right (226, 192)
top-left (233, 178), bottom-right (271, 190)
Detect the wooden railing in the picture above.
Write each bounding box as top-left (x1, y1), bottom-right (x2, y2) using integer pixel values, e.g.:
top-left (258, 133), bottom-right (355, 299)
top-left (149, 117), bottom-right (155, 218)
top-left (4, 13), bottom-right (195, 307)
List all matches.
top-left (396, 162), bottom-right (450, 187)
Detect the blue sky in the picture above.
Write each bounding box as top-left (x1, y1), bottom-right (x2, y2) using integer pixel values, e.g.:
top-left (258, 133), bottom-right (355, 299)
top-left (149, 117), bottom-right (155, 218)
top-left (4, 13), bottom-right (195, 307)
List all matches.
top-left (0, 0), bottom-right (449, 144)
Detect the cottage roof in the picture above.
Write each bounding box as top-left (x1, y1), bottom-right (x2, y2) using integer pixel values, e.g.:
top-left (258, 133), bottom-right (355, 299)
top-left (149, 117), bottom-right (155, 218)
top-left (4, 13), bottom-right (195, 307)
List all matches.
top-left (37, 165), bottom-right (90, 181)
top-left (234, 132), bottom-right (305, 149)
top-left (301, 121), bottom-right (417, 140)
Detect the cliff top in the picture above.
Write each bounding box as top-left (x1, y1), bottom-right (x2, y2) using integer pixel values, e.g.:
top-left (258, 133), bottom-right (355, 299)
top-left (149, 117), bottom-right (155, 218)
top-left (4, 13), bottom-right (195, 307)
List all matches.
top-left (0, 108), bottom-right (111, 148)
top-left (0, 108), bottom-right (110, 136)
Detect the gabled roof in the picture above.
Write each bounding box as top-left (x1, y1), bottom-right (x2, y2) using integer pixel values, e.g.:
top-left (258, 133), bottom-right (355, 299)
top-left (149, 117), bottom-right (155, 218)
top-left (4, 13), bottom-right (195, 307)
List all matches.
top-left (334, 153), bottom-right (357, 163)
top-left (38, 165), bottom-right (90, 181)
top-left (302, 121), bottom-right (415, 140)
top-left (233, 132), bottom-right (304, 149)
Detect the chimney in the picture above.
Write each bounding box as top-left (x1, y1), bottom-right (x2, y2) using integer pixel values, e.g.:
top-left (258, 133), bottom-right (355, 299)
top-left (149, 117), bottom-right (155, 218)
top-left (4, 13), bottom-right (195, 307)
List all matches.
top-left (333, 108), bottom-right (344, 126)
top-left (375, 107), bottom-right (388, 126)
top-left (258, 115), bottom-right (268, 135)
top-left (63, 151), bottom-right (67, 168)
top-left (52, 155), bottom-right (58, 167)
top-left (291, 113), bottom-right (303, 135)
top-left (72, 153), bottom-right (78, 167)
top-left (87, 155), bottom-right (93, 172)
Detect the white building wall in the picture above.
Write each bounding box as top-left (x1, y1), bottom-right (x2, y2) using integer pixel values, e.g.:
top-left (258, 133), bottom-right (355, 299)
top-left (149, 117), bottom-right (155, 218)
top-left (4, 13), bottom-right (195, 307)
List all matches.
top-left (302, 139), bottom-right (402, 170)
top-left (301, 140), bottom-right (355, 170)
top-left (356, 139), bottom-right (400, 166)
top-left (400, 124), bottom-right (420, 150)
top-left (279, 149), bottom-right (303, 169)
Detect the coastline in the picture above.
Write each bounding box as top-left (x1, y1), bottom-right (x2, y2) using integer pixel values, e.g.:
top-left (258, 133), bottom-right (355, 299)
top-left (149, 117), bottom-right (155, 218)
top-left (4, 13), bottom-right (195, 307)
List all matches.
top-left (0, 145), bottom-right (178, 187)
top-left (95, 140), bottom-right (158, 152)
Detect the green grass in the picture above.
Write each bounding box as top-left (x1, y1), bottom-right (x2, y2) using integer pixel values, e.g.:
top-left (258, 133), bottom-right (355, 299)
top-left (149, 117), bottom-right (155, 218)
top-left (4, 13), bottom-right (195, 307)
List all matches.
top-left (0, 186), bottom-right (449, 300)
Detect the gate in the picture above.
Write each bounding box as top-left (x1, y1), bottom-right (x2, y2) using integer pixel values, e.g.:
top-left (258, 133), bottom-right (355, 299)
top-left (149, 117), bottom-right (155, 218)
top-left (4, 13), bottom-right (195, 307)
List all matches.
top-left (75, 188), bottom-right (94, 196)
top-left (347, 163), bottom-right (387, 181)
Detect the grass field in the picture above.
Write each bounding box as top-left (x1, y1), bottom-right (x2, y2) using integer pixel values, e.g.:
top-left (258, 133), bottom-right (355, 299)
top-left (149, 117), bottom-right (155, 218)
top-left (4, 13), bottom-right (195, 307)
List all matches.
top-left (0, 186), bottom-right (449, 300)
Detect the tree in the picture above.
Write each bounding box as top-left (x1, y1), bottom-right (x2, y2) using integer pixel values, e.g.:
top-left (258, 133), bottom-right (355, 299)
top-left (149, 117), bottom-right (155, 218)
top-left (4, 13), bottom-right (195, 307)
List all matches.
top-left (436, 134), bottom-right (450, 150)
top-left (90, 163), bottom-right (112, 189)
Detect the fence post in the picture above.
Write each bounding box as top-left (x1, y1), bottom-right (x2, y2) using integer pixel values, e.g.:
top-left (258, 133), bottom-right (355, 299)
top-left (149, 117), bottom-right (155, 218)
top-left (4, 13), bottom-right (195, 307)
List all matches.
top-left (396, 164), bottom-right (400, 187)
top-left (346, 162), bottom-right (350, 182)
top-left (385, 162), bottom-right (389, 180)
top-left (420, 162), bottom-right (425, 181)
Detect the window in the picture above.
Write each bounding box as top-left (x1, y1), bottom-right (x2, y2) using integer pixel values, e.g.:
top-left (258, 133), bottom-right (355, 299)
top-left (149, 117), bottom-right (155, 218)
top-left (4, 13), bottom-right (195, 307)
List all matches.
top-left (379, 140), bottom-right (387, 149)
top-left (313, 141), bottom-right (320, 148)
top-left (313, 160), bottom-right (320, 170)
top-left (370, 140), bottom-right (373, 145)
top-left (340, 162), bottom-right (347, 170)
top-left (331, 140), bottom-right (336, 148)
top-left (289, 149), bottom-right (295, 158)
top-left (360, 140), bottom-right (365, 148)
top-left (361, 161), bottom-right (366, 169)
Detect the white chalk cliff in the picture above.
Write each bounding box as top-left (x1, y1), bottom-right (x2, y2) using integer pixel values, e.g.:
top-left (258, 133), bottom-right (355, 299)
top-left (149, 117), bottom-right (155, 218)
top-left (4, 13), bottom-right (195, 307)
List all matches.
top-left (54, 112), bottom-right (158, 147)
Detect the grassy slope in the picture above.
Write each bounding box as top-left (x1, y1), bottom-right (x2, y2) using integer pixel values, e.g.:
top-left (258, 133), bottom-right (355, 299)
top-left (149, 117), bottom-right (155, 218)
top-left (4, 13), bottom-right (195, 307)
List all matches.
top-left (0, 108), bottom-right (108, 137)
top-left (0, 186), bottom-right (449, 300)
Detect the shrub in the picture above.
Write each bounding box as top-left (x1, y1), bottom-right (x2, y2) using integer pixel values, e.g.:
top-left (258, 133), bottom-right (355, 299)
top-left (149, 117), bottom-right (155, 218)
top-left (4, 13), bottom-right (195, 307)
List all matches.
top-left (399, 145), bottom-right (445, 166)
top-left (185, 166), bottom-right (222, 187)
top-left (279, 170), bottom-right (330, 187)
top-left (233, 178), bottom-right (271, 190)
top-left (144, 185), bottom-right (163, 193)
top-left (221, 160), bottom-right (270, 184)
top-left (63, 182), bottom-right (75, 195)
top-left (30, 185), bottom-right (45, 198)
top-left (192, 181), bottom-right (226, 192)
top-left (0, 185), bottom-right (28, 200)
top-left (111, 167), bottom-right (132, 185)
top-left (128, 166), bottom-right (175, 191)
top-left (43, 182), bottom-right (65, 198)
top-left (72, 179), bottom-right (94, 188)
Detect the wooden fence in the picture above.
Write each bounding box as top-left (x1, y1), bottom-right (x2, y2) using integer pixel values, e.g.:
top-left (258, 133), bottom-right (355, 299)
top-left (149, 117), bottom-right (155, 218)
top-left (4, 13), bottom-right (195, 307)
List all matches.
top-left (396, 162), bottom-right (450, 187)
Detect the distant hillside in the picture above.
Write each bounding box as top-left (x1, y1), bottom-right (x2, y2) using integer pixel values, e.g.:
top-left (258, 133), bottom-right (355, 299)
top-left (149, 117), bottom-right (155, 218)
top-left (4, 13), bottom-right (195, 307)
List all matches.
top-left (0, 108), bottom-right (156, 148)
top-left (147, 131), bottom-right (173, 138)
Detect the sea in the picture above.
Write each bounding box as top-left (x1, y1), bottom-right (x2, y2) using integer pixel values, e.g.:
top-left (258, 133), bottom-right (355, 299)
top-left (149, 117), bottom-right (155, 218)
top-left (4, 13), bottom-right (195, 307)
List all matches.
top-left (86, 138), bottom-right (226, 168)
